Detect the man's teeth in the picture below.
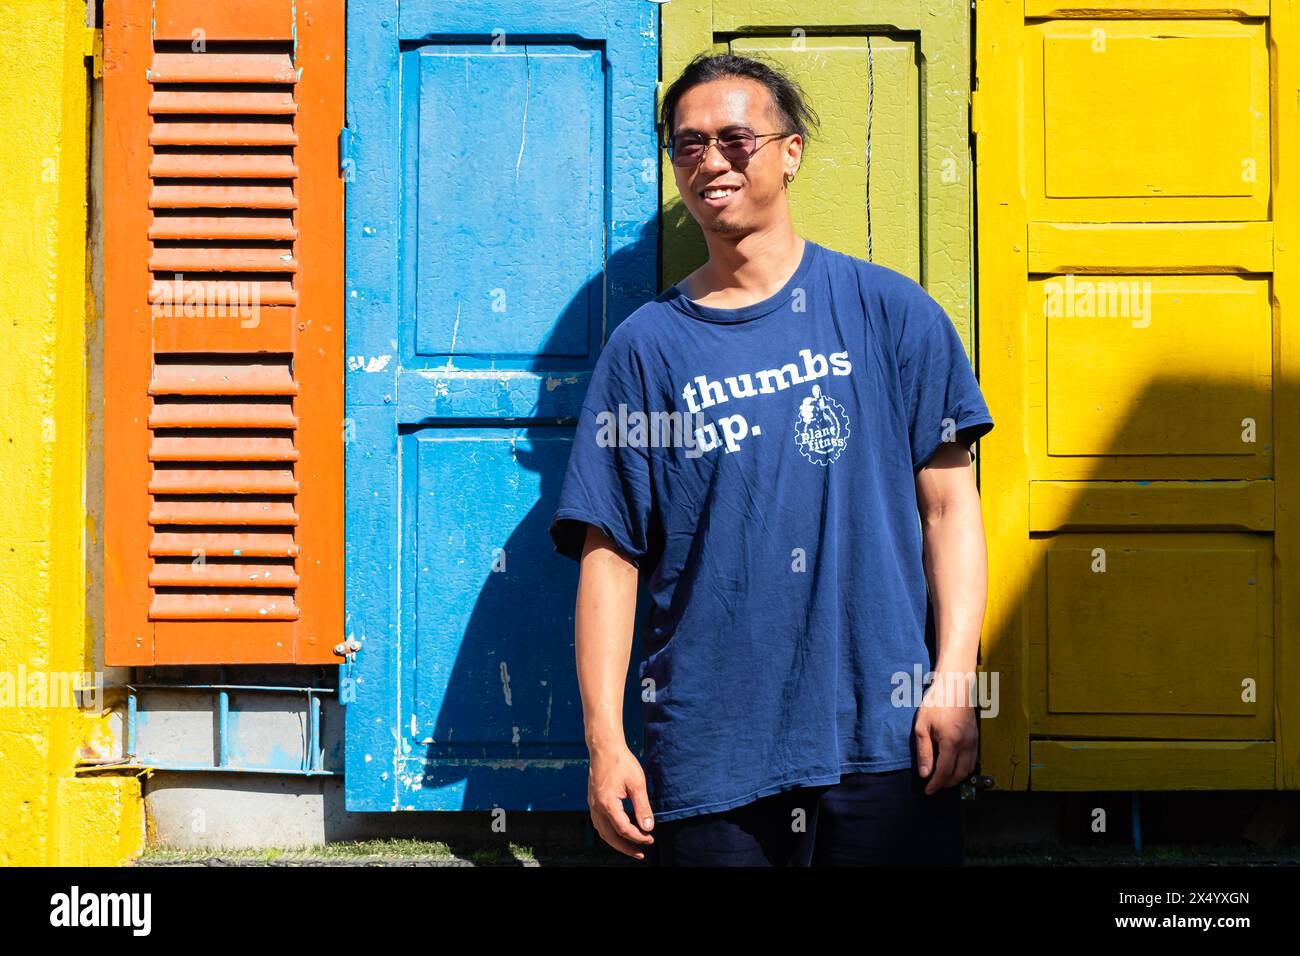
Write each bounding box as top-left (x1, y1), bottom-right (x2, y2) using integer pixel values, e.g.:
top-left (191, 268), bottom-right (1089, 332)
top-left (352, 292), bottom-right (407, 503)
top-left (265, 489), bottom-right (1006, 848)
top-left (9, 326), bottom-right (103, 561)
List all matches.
top-left (704, 187), bottom-right (738, 199)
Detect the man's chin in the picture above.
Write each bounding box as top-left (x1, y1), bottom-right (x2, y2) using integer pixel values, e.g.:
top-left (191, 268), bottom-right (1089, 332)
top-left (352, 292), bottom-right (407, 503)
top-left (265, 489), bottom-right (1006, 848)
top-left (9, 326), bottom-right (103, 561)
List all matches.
top-left (705, 217), bottom-right (745, 235)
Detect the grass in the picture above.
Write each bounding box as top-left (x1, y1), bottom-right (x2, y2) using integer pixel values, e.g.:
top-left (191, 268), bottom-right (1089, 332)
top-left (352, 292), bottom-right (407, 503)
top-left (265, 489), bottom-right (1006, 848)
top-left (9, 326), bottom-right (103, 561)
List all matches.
top-left (135, 837), bottom-right (1300, 866)
top-left (135, 836), bottom-right (631, 866)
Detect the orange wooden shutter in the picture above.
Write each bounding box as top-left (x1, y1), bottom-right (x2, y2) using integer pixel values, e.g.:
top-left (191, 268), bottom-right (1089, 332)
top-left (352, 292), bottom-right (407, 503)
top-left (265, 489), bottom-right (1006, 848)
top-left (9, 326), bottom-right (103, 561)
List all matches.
top-left (103, 0), bottom-right (343, 664)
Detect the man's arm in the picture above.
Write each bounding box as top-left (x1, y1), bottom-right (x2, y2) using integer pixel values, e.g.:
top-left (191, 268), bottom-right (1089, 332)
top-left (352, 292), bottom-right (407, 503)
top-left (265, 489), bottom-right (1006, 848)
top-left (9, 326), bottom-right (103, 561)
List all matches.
top-left (575, 523), bottom-right (656, 858)
top-left (912, 440), bottom-right (987, 794)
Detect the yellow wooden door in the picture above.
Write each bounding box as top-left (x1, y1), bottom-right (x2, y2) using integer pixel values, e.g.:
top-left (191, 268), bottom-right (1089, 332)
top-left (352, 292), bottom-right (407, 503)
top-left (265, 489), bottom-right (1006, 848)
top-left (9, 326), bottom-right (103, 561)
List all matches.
top-left (977, 0), bottom-right (1299, 791)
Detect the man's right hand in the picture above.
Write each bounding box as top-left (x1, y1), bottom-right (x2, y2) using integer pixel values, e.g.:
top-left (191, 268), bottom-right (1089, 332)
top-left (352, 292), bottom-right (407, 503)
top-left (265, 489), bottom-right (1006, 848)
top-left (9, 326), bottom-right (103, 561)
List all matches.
top-left (588, 743), bottom-right (655, 860)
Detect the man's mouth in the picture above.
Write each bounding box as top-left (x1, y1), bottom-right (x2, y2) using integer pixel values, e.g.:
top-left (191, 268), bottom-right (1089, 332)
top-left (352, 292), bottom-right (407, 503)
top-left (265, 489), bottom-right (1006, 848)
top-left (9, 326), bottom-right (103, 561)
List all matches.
top-left (700, 184), bottom-right (741, 206)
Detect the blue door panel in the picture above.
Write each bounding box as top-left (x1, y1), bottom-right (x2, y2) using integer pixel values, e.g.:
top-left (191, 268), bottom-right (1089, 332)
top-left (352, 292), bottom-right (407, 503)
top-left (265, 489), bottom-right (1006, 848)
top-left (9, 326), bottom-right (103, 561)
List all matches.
top-left (345, 0), bottom-right (658, 811)
top-left (410, 44), bottom-right (605, 361)
top-left (408, 429), bottom-right (585, 746)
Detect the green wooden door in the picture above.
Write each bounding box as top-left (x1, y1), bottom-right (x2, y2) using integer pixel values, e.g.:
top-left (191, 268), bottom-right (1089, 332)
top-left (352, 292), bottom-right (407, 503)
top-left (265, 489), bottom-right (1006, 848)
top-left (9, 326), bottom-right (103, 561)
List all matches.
top-left (661, 0), bottom-right (973, 349)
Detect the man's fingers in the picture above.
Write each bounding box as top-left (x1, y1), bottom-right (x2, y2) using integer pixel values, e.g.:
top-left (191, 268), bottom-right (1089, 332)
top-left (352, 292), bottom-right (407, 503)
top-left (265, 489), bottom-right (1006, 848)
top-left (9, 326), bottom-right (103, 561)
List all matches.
top-left (948, 710), bottom-right (978, 786)
top-left (603, 796), bottom-right (655, 846)
top-left (593, 807), bottom-right (652, 859)
top-left (914, 719), bottom-right (935, 778)
top-left (630, 785), bottom-right (655, 833)
top-left (926, 737), bottom-right (957, 794)
top-left (591, 815), bottom-right (648, 860)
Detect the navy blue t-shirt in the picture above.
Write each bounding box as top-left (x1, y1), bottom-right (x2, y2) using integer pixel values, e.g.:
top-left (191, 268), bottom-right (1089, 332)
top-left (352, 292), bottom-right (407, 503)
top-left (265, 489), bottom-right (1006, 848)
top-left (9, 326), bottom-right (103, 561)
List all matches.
top-left (548, 238), bottom-right (994, 823)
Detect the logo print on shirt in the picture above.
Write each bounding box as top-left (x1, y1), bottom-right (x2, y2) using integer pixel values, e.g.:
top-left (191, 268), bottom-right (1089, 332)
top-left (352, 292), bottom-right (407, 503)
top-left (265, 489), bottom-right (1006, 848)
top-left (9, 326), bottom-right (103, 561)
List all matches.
top-left (795, 384), bottom-right (850, 465)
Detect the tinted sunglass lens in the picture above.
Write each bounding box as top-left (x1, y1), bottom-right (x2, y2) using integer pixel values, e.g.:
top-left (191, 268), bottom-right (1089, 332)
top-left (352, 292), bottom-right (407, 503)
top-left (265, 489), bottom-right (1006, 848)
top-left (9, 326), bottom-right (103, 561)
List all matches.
top-left (671, 141), bottom-right (704, 166)
top-left (720, 132), bottom-right (756, 161)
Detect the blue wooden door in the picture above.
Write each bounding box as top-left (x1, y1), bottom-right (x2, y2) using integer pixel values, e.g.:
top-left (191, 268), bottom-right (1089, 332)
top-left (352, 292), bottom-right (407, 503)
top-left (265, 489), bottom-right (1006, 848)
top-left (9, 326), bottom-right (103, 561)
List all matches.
top-left (344, 0), bottom-right (659, 811)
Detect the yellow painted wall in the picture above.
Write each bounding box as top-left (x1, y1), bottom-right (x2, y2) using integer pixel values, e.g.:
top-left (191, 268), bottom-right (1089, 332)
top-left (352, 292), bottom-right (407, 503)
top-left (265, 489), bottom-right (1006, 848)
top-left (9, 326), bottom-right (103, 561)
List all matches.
top-left (0, 0), bottom-right (141, 865)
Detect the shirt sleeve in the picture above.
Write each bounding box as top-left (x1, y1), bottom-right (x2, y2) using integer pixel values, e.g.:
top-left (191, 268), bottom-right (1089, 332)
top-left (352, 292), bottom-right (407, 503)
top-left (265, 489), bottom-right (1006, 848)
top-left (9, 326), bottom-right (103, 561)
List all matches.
top-left (548, 326), bottom-right (655, 567)
top-left (894, 286), bottom-right (994, 472)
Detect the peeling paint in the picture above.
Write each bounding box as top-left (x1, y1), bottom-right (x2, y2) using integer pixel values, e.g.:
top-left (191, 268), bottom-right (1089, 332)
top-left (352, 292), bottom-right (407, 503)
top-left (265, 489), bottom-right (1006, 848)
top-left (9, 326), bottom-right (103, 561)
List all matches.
top-left (443, 302), bottom-right (461, 372)
top-left (515, 47), bottom-right (531, 182)
top-left (347, 354), bottom-right (392, 373)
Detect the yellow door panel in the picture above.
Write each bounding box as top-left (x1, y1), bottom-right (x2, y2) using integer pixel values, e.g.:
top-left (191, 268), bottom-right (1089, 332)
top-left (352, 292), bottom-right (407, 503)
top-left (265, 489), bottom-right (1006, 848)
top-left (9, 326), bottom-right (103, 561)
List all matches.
top-left (1026, 533), bottom-right (1274, 741)
top-left (1043, 536), bottom-right (1267, 716)
top-left (1029, 479), bottom-right (1274, 532)
top-left (1028, 222), bottom-right (1273, 274)
top-left (1030, 741), bottom-right (1276, 791)
top-left (1027, 0), bottom-right (1269, 14)
top-left (1033, 274), bottom-right (1271, 460)
top-left (1026, 20), bottom-right (1270, 222)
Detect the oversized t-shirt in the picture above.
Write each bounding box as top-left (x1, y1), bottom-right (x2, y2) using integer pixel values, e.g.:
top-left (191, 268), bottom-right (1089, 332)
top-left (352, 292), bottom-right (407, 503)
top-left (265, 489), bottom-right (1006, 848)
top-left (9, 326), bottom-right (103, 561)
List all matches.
top-left (548, 238), bottom-right (994, 823)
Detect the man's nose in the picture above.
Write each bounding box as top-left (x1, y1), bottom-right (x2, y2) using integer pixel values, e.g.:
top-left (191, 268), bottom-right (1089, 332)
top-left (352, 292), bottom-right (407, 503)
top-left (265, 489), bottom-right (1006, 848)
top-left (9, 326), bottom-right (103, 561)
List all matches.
top-left (700, 141), bottom-right (733, 174)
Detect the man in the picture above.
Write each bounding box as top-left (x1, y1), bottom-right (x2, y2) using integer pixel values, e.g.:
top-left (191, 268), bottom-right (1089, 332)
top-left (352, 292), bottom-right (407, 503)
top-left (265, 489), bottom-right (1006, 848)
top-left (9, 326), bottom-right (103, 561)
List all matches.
top-left (549, 53), bottom-right (994, 866)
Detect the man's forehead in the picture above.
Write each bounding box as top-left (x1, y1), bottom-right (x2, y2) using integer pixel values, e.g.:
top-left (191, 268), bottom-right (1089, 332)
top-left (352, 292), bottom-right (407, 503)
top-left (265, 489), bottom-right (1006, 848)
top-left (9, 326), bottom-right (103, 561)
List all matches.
top-left (673, 78), bottom-right (779, 130)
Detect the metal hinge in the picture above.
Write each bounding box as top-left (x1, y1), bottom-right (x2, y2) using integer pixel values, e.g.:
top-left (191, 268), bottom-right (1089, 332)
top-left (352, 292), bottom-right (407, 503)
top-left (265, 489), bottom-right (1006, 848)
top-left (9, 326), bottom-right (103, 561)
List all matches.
top-left (338, 126), bottom-right (354, 182)
top-left (969, 89), bottom-right (981, 137)
top-left (335, 636), bottom-right (362, 705)
top-left (84, 27), bottom-right (103, 79)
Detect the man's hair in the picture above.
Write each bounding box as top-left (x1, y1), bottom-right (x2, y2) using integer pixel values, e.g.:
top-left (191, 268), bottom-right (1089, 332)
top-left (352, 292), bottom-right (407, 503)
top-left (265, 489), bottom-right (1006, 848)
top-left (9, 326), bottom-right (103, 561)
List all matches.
top-left (659, 53), bottom-right (820, 146)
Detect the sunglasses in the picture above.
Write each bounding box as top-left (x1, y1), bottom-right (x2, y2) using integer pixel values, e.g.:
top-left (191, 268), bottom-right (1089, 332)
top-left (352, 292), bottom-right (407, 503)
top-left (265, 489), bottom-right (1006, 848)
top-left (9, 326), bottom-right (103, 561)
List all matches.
top-left (662, 128), bottom-right (794, 167)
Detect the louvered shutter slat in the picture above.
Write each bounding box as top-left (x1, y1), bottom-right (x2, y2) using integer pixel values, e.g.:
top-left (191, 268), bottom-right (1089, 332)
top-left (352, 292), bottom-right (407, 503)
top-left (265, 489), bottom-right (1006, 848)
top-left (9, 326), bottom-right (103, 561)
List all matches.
top-left (150, 361), bottom-right (299, 395)
top-left (149, 500), bottom-right (299, 525)
top-left (148, 215), bottom-right (298, 241)
top-left (149, 530), bottom-right (299, 558)
top-left (149, 592), bottom-right (299, 621)
top-left (151, 122), bottom-right (300, 147)
top-left (149, 562), bottom-right (300, 588)
top-left (148, 153), bottom-right (299, 179)
top-left (148, 51), bottom-right (297, 83)
top-left (149, 89), bottom-right (298, 114)
top-left (148, 247), bottom-right (299, 272)
top-left (149, 434), bottom-right (301, 462)
top-left (147, 280), bottom-right (298, 308)
top-left (149, 400), bottom-right (298, 429)
top-left (149, 466), bottom-right (299, 495)
top-left (150, 183), bottom-right (298, 209)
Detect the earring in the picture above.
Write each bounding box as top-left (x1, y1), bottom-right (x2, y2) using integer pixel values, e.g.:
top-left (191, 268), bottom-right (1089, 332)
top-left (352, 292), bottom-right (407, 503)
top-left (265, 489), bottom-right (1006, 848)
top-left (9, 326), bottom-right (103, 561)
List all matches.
top-left (784, 170), bottom-right (796, 186)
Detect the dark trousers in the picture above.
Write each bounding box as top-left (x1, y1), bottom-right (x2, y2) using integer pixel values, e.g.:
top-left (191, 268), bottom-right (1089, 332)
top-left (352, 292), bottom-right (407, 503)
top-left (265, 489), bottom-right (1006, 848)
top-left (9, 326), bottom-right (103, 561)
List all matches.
top-left (649, 768), bottom-right (964, 866)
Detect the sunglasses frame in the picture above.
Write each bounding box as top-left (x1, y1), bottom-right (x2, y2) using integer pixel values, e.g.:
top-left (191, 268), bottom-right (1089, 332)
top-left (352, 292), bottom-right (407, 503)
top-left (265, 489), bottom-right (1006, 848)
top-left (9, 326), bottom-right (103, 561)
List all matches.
top-left (661, 127), bottom-right (795, 167)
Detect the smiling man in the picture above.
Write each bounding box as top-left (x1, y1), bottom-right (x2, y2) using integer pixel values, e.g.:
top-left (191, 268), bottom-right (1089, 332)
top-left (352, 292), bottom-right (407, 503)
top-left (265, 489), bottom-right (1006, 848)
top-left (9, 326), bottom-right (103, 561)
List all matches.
top-left (549, 53), bottom-right (995, 866)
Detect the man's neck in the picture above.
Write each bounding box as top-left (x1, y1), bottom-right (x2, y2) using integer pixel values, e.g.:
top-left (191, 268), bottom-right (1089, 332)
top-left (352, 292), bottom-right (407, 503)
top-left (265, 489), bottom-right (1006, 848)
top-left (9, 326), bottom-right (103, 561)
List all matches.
top-left (682, 228), bottom-right (806, 310)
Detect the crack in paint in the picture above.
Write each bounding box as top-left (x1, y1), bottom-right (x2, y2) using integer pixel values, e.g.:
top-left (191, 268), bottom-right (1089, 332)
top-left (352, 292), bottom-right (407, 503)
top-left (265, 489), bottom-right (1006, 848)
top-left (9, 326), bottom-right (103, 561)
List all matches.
top-left (515, 47), bottom-right (530, 182)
